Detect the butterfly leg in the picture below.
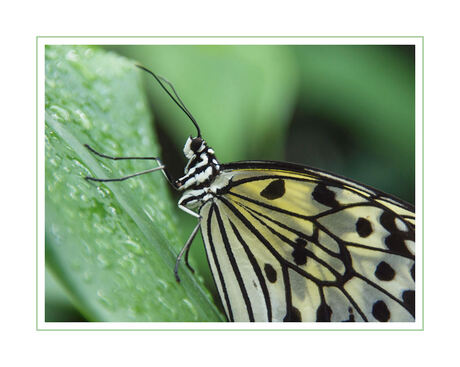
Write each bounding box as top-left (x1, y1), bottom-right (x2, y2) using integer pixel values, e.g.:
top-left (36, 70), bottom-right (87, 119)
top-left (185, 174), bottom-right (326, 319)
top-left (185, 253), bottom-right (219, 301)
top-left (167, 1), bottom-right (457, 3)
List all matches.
top-left (178, 203), bottom-right (201, 219)
top-left (84, 144), bottom-right (176, 187)
top-left (174, 220), bottom-right (201, 282)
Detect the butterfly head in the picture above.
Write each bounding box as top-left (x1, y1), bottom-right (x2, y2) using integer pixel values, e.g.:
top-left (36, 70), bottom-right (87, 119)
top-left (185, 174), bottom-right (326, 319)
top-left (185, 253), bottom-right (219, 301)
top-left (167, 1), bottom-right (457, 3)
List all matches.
top-left (183, 136), bottom-right (206, 159)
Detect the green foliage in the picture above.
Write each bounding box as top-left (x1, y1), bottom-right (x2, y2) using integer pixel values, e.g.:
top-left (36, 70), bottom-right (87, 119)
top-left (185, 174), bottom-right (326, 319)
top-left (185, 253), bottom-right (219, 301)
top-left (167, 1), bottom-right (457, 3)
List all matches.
top-left (293, 46), bottom-right (415, 201)
top-left (45, 45), bottom-right (224, 321)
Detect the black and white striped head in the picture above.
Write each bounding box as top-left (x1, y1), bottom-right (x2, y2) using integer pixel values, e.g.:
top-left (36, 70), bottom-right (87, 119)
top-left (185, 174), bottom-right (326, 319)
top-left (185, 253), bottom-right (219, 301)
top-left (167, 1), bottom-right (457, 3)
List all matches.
top-left (175, 136), bottom-right (221, 190)
top-left (183, 136), bottom-right (206, 159)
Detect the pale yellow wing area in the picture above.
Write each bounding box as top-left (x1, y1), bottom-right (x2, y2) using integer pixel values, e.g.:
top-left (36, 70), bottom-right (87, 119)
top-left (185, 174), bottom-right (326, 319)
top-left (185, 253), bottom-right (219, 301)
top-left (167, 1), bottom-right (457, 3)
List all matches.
top-left (201, 162), bottom-right (415, 322)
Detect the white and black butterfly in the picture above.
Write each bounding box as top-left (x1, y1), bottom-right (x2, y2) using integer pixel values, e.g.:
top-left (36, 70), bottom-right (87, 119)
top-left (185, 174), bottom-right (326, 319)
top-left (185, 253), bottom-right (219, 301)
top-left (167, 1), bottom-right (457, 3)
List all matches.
top-left (86, 65), bottom-right (415, 322)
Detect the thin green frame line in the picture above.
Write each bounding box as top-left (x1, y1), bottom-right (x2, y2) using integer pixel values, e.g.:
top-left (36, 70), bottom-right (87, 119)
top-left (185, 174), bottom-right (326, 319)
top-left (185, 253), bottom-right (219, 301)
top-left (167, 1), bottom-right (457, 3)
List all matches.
top-left (36, 35), bottom-right (39, 331)
top-left (41, 328), bottom-right (421, 331)
top-left (421, 36), bottom-right (425, 330)
top-left (37, 38), bottom-right (423, 331)
top-left (37, 35), bottom-right (423, 38)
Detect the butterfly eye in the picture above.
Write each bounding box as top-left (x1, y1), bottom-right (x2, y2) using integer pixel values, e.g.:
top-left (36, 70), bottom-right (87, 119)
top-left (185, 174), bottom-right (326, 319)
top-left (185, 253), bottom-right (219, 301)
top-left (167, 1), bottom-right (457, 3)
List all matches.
top-left (190, 137), bottom-right (204, 152)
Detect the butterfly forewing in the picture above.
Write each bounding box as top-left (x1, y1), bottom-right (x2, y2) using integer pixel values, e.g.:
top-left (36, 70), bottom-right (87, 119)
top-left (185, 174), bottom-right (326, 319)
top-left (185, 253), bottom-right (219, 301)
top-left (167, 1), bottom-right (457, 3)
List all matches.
top-left (200, 162), bottom-right (415, 322)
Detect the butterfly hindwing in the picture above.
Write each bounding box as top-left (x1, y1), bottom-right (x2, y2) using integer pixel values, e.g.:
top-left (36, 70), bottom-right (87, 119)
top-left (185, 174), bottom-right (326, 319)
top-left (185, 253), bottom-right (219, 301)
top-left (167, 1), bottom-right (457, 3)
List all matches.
top-left (200, 161), bottom-right (415, 322)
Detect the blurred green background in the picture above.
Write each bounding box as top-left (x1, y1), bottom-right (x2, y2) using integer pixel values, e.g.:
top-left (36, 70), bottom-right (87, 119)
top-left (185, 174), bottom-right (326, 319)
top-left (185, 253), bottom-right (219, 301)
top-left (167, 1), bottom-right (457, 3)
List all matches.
top-left (45, 44), bottom-right (414, 322)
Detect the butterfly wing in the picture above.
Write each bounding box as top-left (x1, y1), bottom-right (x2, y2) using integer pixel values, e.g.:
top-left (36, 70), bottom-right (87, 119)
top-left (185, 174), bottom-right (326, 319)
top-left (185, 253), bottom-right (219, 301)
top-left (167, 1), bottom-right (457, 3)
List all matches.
top-left (199, 161), bottom-right (415, 322)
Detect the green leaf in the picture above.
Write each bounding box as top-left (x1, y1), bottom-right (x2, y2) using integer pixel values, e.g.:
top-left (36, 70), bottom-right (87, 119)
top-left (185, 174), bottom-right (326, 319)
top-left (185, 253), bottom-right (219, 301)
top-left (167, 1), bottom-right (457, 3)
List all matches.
top-left (45, 45), bottom-right (225, 322)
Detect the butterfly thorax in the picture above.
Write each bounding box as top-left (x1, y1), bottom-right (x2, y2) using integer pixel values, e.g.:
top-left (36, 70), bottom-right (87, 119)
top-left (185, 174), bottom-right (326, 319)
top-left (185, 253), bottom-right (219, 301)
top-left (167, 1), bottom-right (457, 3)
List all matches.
top-left (176, 136), bottom-right (222, 209)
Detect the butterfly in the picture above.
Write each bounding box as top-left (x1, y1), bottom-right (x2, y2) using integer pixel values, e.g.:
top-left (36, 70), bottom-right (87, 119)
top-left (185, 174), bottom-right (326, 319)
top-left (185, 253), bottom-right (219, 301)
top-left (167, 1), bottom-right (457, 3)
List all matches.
top-left (85, 65), bottom-right (415, 322)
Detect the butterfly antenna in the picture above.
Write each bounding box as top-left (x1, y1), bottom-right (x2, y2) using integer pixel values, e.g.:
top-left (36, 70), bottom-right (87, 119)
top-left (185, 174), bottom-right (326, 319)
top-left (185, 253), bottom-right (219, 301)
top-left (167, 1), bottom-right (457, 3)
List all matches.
top-left (136, 64), bottom-right (201, 138)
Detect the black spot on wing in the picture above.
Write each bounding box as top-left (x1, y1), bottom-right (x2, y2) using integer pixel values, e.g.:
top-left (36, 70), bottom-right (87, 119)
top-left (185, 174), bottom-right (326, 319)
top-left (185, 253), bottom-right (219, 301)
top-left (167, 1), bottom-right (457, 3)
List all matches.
top-left (316, 303), bottom-right (333, 322)
top-left (356, 217), bottom-right (373, 237)
top-left (260, 179), bottom-right (285, 200)
top-left (372, 300), bottom-right (390, 322)
top-left (312, 183), bottom-right (339, 208)
top-left (374, 261), bottom-right (396, 281)
top-left (385, 235), bottom-right (412, 258)
top-left (410, 264), bottom-right (415, 281)
top-left (402, 290), bottom-right (415, 317)
top-left (380, 212), bottom-right (413, 258)
top-left (342, 307), bottom-right (355, 322)
top-left (264, 263), bottom-right (277, 283)
top-left (283, 306), bottom-right (302, 322)
top-left (292, 238), bottom-right (308, 266)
